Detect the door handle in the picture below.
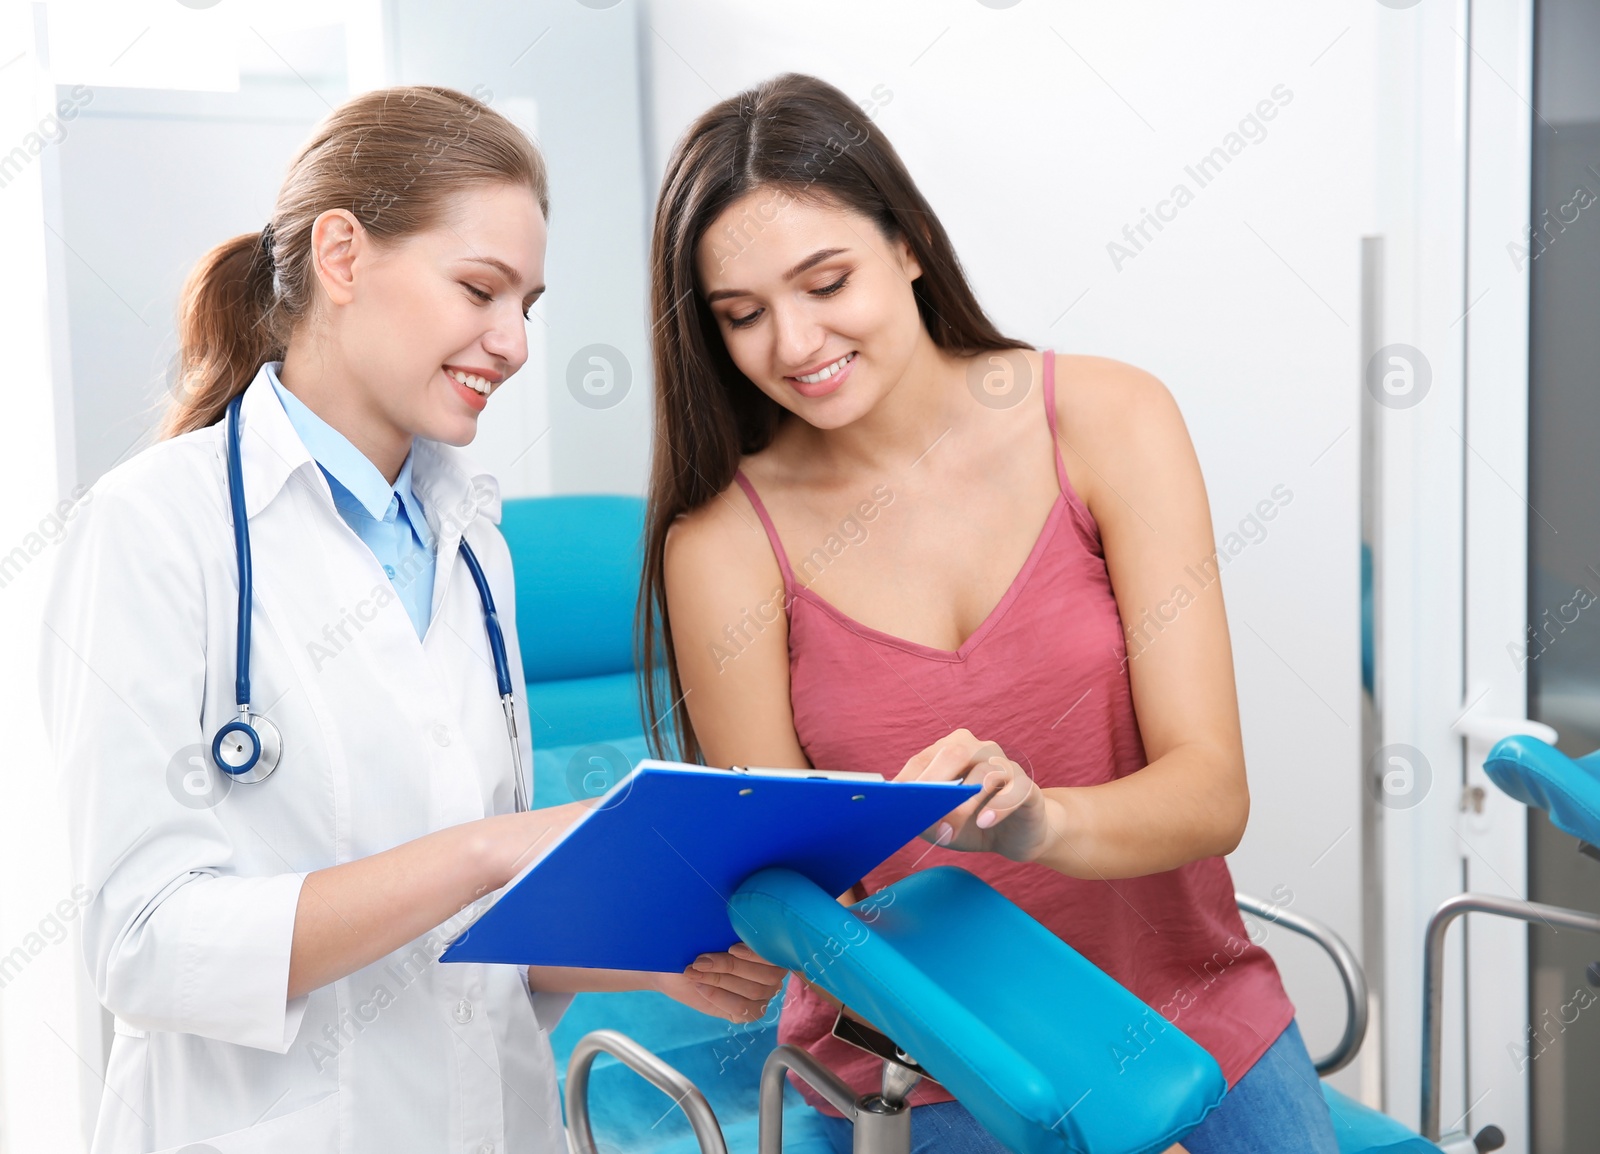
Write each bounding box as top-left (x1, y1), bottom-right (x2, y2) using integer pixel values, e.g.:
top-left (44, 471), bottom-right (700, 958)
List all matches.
top-left (1451, 691), bottom-right (1558, 747)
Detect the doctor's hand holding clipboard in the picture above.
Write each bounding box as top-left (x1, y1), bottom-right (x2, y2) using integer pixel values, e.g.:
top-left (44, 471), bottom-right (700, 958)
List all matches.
top-left (37, 85), bottom-right (782, 1154)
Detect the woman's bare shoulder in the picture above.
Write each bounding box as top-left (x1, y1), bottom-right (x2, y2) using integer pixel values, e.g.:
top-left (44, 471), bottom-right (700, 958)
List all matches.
top-left (1050, 353), bottom-right (1194, 506)
top-left (662, 469), bottom-right (784, 602)
top-left (1052, 353), bottom-right (1182, 429)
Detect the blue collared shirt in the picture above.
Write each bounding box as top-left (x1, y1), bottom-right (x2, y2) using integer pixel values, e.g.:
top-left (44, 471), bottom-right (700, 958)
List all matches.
top-left (266, 364), bottom-right (436, 640)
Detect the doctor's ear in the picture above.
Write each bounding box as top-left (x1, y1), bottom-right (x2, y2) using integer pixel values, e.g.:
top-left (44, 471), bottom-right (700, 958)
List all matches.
top-left (307, 208), bottom-right (368, 308)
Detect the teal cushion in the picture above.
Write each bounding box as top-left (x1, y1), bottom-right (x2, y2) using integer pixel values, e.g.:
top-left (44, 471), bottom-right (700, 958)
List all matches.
top-left (1323, 1085), bottom-right (1445, 1153)
top-left (729, 866), bottom-right (1225, 1154)
top-left (502, 495), bottom-right (646, 684)
top-left (527, 672), bottom-right (646, 750)
top-left (1484, 735), bottom-right (1600, 846)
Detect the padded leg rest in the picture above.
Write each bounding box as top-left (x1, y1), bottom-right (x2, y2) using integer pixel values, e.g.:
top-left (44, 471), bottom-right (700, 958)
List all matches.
top-left (729, 865), bottom-right (1226, 1154)
top-left (1483, 735), bottom-right (1600, 846)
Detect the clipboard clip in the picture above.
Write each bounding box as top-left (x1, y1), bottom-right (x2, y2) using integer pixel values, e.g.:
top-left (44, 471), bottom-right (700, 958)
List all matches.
top-left (725, 765), bottom-right (886, 782)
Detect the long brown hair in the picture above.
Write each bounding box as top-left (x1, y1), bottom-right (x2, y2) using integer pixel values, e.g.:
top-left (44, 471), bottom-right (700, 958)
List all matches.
top-left (160, 85), bottom-right (549, 439)
top-left (638, 72), bottom-right (1031, 762)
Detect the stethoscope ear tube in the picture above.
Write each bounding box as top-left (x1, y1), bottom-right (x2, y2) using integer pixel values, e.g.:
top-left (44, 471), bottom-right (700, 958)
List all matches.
top-left (216, 396), bottom-right (282, 784)
top-left (226, 397), bottom-right (255, 713)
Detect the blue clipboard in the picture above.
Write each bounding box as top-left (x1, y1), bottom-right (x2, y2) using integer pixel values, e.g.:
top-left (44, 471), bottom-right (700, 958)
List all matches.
top-left (440, 760), bottom-right (980, 972)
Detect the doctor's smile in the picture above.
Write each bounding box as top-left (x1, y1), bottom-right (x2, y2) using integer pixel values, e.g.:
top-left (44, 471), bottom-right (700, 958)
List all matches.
top-left (444, 365), bottom-right (506, 409)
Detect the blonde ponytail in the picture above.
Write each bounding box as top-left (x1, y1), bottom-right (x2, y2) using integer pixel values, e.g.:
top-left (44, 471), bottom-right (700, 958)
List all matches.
top-left (162, 226), bottom-right (281, 438)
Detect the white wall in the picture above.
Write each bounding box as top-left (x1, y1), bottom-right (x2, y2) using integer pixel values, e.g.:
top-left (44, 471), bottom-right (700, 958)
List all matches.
top-left (50, 82), bottom-right (337, 489)
top-left (638, 0), bottom-right (1376, 1094)
top-left (0, 8), bottom-right (100, 1150)
top-left (387, 0), bottom-right (651, 498)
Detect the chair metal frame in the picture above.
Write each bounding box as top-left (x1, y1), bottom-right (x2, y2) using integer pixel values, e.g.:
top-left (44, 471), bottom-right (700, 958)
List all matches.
top-left (1418, 894), bottom-right (1600, 1145)
top-left (566, 1024), bottom-right (927, 1154)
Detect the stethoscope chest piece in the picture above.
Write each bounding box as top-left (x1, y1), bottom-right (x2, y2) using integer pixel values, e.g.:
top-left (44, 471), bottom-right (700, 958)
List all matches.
top-left (212, 711), bottom-right (283, 784)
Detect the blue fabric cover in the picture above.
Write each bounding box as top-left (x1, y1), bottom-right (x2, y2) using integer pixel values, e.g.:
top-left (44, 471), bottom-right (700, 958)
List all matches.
top-left (1484, 734), bottom-right (1600, 846)
top-left (1322, 1086), bottom-right (1444, 1153)
top-left (728, 865), bottom-right (1226, 1154)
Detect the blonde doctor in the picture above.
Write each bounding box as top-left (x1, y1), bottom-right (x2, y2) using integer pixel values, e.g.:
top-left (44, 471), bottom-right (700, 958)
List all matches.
top-left (38, 85), bottom-right (785, 1154)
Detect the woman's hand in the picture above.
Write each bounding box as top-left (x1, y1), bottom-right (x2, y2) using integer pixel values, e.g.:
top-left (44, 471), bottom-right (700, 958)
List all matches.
top-left (896, 728), bottom-right (1058, 864)
top-left (652, 942), bottom-right (788, 1023)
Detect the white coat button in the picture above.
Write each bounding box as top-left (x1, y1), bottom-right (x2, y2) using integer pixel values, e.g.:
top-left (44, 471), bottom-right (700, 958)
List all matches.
top-left (454, 998), bottom-right (473, 1024)
top-left (478, 1143), bottom-right (495, 1154)
top-left (431, 724), bottom-right (451, 747)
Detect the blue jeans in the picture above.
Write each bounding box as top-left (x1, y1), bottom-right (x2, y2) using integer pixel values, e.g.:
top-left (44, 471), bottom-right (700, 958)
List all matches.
top-left (813, 1019), bottom-right (1338, 1154)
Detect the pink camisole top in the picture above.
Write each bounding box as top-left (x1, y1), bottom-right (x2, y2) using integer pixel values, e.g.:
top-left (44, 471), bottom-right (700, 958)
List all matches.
top-left (729, 349), bottom-right (1295, 1115)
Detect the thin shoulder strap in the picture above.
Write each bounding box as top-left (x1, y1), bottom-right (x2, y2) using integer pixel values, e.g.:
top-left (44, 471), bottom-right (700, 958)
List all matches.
top-left (1042, 349), bottom-right (1071, 495)
top-left (732, 469), bottom-right (797, 596)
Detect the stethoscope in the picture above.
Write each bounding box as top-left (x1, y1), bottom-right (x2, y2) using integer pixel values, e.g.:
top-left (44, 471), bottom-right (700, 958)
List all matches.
top-left (210, 393), bottom-right (530, 813)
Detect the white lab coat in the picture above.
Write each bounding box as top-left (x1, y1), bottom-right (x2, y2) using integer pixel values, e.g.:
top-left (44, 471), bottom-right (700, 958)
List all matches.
top-left (38, 367), bottom-right (569, 1153)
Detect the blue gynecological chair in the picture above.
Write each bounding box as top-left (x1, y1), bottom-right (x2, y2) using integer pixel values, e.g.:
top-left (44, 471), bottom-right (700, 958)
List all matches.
top-left (1138, 736), bottom-right (1600, 1154)
top-left (502, 496), bottom-right (1599, 1154)
top-left (1314, 734), bottom-right (1600, 1154)
top-left (504, 495), bottom-right (1230, 1152)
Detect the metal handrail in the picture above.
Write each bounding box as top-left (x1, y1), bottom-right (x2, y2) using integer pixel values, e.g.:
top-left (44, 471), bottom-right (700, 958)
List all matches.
top-left (1236, 892), bottom-right (1369, 1075)
top-left (566, 1029), bottom-right (729, 1154)
top-left (1420, 894), bottom-right (1600, 1141)
top-left (759, 1044), bottom-right (858, 1154)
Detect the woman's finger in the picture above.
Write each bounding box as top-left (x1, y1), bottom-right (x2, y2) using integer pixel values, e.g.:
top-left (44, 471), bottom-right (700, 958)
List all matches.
top-left (725, 941), bottom-right (787, 974)
top-left (915, 742), bottom-right (969, 784)
top-left (692, 982), bottom-right (769, 1022)
top-left (894, 743), bottom-right (939, 782)
top-left (694, 973), bottom-right (781, 1004)
top-left (693, 948), bottom-right (787, 984)
top-left (943, 758), bottom-right (1011, 826)
top-left (976, 763), bottom-right (1033, 828)
top-left (897, 730), bottom-right (998, 783)
top-left (688, 968), bottom-right (784, 1002)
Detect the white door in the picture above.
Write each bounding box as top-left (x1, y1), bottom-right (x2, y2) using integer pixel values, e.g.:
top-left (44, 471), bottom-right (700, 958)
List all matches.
top-left (1458, 0), bottom-right (1537, 1149)
top-left (1371, 0), bottom-right (1538, 1149)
